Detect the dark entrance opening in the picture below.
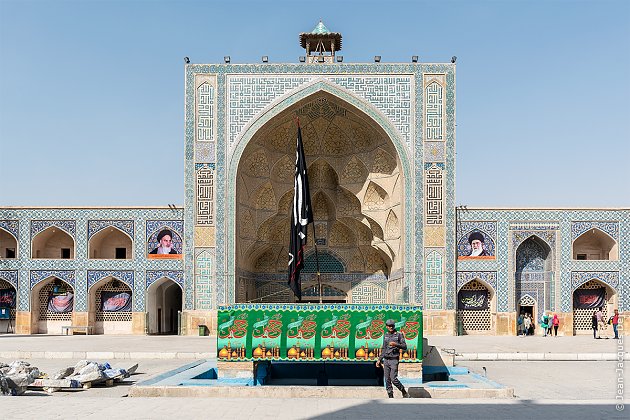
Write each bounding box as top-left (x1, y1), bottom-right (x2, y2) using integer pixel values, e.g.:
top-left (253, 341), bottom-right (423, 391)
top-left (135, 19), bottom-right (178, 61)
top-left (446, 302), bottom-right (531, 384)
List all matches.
top-left (115, 247), bottom-right (127, 259)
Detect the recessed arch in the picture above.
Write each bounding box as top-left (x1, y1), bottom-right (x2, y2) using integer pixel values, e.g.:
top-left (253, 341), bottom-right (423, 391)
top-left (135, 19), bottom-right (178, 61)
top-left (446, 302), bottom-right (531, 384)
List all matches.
top-left (457, 278), bottom-right (495, 335)
top-left (146, 277), bottom-right (182, 335)
top-left (88, 226), bottom-right (133, 260)
top-left (88, 276), bottom-right (133, 334)
top-left (572, 279), bottom-right (618, 335)
top-left (0, 278), bottom-right (17, 332)
top-left (572, 228), bottom-right (618, 260)
top-left (31, 276), bottom-right (74, 334)
top-left (31, 227), bottom-right (75, 259)
top-left (229, 81), bottom-right (411, 304)
top-left (0, 227), bottom-right (18, 259)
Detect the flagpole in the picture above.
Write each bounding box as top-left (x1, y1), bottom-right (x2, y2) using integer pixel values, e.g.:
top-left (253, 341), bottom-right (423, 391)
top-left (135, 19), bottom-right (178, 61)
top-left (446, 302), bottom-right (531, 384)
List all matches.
top-left (310, 222), bottom-right (323, 304)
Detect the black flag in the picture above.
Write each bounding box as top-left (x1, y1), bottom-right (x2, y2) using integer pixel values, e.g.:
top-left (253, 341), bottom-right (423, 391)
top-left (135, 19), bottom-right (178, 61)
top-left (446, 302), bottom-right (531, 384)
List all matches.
top-left (288, 124), bottom-right (313, 300)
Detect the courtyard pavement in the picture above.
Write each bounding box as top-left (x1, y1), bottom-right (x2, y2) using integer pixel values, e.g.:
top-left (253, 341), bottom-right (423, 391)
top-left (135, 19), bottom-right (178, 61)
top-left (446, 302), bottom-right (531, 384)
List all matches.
top-left (0, 333), bottom-right (626, 360)
top-left (0, 335), bottom-right (627, 419)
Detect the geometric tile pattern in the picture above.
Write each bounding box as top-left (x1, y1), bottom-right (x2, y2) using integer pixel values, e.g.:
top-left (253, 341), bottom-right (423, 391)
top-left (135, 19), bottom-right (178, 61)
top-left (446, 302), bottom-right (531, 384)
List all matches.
top-left (456, 271), bottom-right (498, 292)
top-left (0, 207), bottom-right (183, 312)
top-left (31, 220), bottom-right (76, 240)
top-left (86, 270), bottom-right (134, 290)
top-left (87, 220), bottom-right (134, 240)
top-left (570, 271), bottom-right (619, 290)
top-left (145, 270), bottom-right (184, 290)
top-left (424, 249), bottom-right (443, 310)
top-left (571, 221), bottom-right (619, 241)
top-left (0, 220), bottom-right (19, 239)
top-left (194, 248), bottom-right (214, 310)
top-left (458, 209), bottom-right (629, 313)
top-left (186, 65), bottom-right (444, 308)
top-left (0, 270), bottom-right (18, 288)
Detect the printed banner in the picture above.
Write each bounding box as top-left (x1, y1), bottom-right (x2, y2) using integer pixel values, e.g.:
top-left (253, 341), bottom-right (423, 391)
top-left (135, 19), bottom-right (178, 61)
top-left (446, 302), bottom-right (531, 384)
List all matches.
top-left (48, 293), bottom-right (74, 313)
top-left (217, 304), bottom-right (422, 362)
top-left (0, 289), bottom-right (16, 308)
top-left (457, 289), bottom-right (489, 310)
top-left (101, 291), bottom-right (132, 312)
top-left (573, 288), bottom-right (606, 309)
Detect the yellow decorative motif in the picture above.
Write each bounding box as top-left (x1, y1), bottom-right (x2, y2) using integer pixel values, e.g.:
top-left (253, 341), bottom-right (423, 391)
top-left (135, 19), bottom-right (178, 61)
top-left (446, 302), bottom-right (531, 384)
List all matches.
top-left (424, 226), bottom-right (445, 247)
top-left (194, 227), bottom-right (216, 246)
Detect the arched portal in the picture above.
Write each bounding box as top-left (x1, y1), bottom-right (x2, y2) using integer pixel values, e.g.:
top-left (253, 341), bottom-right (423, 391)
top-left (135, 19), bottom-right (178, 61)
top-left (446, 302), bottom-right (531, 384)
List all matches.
top-left (32, 227), bottom-right (74, 259)
top-left (515, 236), bottom-right (553, 316)
top-left (572, 228), bottom-right (618, 260)
top-left (457, 279), bottom-right (495, 335)
top-left (234, 92), bottom-right (403, 304)
top-left (147, 278), bottom-right (182, 335)
top-left (572, 279), bottom-right (617, 335)
top-left (0, 228), bottom-right (17, 259)
top-left (88, 277), bottom-right (132, 334)
top-left (0, 279), bottom-right (17, 333)
top-left (31, 277), bottom-right (74, 334)
top-left (88, 227), bottom-right (132, 259)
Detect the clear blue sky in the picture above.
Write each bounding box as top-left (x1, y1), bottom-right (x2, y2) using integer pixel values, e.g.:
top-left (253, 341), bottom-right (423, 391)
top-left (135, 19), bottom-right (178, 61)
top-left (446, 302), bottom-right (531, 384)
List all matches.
top-left (1, 0), bottom-right (628, 207)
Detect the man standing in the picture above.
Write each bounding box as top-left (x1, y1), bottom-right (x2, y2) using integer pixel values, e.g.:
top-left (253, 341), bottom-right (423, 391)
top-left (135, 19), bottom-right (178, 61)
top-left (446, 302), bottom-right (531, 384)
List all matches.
top-left (150, 229), bottom-right (178, 255)
top-left (467, 232), bottom-right (489, 257)
top-left (375, 319), bottom-right (410, 398)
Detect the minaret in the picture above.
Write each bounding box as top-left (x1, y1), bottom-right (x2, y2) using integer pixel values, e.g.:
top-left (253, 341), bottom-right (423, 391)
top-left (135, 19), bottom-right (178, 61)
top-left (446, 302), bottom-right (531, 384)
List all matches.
top-left (299, 20), bottom-right (342, 64)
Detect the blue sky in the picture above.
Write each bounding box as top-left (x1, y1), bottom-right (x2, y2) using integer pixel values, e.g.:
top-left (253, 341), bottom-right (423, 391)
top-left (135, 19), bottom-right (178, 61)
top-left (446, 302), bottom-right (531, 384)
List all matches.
top-left (1, 0), bottom-right (628, 207)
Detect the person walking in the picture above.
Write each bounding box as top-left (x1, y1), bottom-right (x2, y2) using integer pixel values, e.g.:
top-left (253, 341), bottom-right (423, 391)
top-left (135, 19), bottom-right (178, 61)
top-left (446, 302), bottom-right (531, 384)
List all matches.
top-left (541, 313), bottom-right (549, 337)
top-left (552, 313), bottom-right (559, 337)
top-left (612, 309), bottom-right (619, 340)
top-left (523, 314), bottom-right (532, 337)
top-left (547, 313), bottom-right (554, 337)
top-left (592, 311), bottom-right (599, 339)
top-left (375, 319), bottom-right (410, 398)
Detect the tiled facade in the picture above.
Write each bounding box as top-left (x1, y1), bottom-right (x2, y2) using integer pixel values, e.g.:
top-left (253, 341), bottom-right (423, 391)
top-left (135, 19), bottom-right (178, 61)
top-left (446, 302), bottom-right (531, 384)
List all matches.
top-left (1, 56), bottom-right (627, 336)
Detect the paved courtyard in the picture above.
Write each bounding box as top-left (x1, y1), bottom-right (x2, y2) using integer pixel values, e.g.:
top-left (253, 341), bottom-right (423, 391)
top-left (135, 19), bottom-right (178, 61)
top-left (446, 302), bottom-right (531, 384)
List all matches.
top-left (1, 334), bottom-right (627, 419)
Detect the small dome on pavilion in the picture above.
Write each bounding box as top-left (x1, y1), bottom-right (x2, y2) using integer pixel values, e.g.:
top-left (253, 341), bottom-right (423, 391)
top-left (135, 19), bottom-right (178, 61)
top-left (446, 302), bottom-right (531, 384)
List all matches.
top-left (299, 20), bottom-right (342, 52)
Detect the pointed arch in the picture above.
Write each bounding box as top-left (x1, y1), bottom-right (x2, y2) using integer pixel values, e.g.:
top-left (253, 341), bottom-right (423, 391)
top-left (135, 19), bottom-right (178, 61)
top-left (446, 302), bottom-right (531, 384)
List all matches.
top-left (572, 227), bottom-right (618, 260)
top-left (88, 225), bottom-right (133, 260)
top-left (0, 227), bottom-right (18, 259)
top-left (31, 227), bottom-right (75, 259)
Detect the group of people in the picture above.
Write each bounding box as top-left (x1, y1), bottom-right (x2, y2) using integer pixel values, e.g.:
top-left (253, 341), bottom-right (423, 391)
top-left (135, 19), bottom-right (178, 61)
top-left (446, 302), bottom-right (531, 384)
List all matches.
top-left (517, 312), bottom-right (560, 337)
top-left (592, 308), bottom-right (619, 339)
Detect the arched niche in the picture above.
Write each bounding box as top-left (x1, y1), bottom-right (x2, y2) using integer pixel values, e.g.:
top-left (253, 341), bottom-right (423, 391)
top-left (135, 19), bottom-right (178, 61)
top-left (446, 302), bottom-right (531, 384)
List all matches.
top-left (0, 278), bottom-right (17, 333)
top-left (0, 228), bottom-right (17, 259)
top-left (31, 227), bottom-right (75, 259)
top-left (456, 279), bottom-right (495, 335)
top-left (88, 276), bottom-right (133, 334)
top-left (146, 278), bottom-right (182, 335)
top-left (31, 277), bottom-right (74, 334)
top-left (572, 228), bottom-right (618, 260)
top-left (234, 91), bottom-right (404, 304)
top-left (88, 227), bottom-right (133, 259)
top-left (572, 279), bottom-right (618, 335)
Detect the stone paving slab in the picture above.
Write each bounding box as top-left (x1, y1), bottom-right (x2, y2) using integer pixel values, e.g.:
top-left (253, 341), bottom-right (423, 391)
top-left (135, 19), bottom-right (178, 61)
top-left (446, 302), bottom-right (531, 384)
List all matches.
top-left (0, 397), bottom-right (625, 420)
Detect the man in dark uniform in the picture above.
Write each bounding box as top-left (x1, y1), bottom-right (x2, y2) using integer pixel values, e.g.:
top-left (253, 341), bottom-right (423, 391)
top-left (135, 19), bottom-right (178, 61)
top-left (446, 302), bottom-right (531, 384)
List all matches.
top-left (375, 319), bottom-right (410, 398)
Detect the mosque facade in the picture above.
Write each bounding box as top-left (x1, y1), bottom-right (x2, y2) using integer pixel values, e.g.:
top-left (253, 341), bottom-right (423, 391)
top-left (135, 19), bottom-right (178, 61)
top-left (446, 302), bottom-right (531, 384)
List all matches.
top-left (0, 23), bottom-right (627, 336)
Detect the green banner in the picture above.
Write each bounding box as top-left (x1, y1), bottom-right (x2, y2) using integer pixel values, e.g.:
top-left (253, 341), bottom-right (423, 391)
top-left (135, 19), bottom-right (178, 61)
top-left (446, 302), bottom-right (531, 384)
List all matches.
top-left (217, 304), bottom-right (422, 362)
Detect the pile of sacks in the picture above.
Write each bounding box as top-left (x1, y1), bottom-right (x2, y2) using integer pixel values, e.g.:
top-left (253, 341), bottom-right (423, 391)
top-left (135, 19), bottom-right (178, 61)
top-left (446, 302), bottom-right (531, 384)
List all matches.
top-left (0, 361), bottom-right (41, 396)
